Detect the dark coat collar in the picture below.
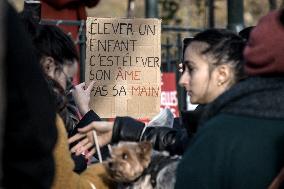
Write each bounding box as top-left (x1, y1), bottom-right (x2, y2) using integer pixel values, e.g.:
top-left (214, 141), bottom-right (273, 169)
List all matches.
top-left (200, 76), bottom-right (284, 125)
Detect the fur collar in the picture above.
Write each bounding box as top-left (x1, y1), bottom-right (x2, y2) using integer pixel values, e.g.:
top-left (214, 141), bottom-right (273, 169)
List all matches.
top-left (200, 76), bottom-right (284, 125)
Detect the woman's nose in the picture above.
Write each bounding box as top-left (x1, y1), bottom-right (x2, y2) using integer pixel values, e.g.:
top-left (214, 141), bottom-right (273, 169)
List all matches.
top-left (179, 72), bottom-right (189, 88)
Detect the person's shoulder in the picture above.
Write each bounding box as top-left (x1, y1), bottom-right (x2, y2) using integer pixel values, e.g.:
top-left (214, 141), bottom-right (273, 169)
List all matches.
top-left (202, 113), bottom-right (284, 139)
top-left (208, 112), bottom-right (244, 123)
top-left (200, 113), bottom-right (245, 132)
top-left (194, 113), bottom-right (254, 143)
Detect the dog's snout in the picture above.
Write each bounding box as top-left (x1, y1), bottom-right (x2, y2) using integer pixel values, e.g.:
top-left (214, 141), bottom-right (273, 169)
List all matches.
top-left (108, 162), bottom-right (113, 168)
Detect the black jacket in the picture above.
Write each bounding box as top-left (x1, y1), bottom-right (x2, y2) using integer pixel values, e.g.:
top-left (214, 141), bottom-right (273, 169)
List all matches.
top-left (111, 106), bottom-right (204, 155)
top-left (176, 76), bottom-right (284, 189)
top-left (69, 110), bottom-right (101, 173)
top-left (3, 3), bottom-right (57, 188)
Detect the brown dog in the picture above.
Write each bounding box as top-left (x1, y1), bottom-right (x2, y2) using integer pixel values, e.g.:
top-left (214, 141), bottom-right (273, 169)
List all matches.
top-left (104, 141), bottom-right (179, 189)
top-left (104, 141), bottom-right (152, 183)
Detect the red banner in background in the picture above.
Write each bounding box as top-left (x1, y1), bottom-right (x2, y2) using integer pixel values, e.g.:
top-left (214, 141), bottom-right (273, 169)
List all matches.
top-left (160, 73), bottom-right (179, 117)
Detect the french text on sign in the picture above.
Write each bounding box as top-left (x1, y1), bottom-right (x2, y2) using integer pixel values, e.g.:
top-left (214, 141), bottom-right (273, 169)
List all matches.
top-left (89, 39), bottom-right (137, 52)
top-left (86, 17), bottom-right (161, 118)
top-left (89, 21), bottom-right (134, 35)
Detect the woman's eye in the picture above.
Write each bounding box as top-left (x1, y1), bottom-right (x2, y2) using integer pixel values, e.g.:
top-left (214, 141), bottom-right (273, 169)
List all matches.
top-left (186, 65), bottom-right (194, 73)
top-left (122, 153), bottom-right (128, 160)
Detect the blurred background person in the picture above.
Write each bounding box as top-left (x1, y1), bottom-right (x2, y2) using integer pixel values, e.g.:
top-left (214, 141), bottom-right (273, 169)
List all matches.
top-left (40, 0), bottom-right (100, 40)
top-left (40, 0), bottom-right (101, 84)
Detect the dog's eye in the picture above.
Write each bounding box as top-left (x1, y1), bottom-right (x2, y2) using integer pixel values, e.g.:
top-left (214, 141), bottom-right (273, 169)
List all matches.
top-left (122, 153), bottom-right (128, 160)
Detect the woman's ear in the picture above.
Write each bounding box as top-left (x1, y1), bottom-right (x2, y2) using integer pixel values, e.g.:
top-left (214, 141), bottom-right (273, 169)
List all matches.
top-left (216, 65), bottom-right (231, 87)
top-left (40, 56), bottom-right (56, 77)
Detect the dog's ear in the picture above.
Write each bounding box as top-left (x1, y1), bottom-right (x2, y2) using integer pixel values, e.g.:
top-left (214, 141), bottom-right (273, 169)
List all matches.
top-left (139, 141), bottom-right (152, 153)
top-left (137, 141), bottom-right (152, 167)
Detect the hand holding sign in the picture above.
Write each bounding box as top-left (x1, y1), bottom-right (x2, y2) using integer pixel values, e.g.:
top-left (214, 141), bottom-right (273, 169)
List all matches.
top-left (72, 81), bottom-right (95, 116)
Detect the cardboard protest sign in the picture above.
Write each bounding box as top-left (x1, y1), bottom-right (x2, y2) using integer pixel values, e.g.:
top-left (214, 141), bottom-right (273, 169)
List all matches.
top-left (85, 17), bottom-right (161, 118)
